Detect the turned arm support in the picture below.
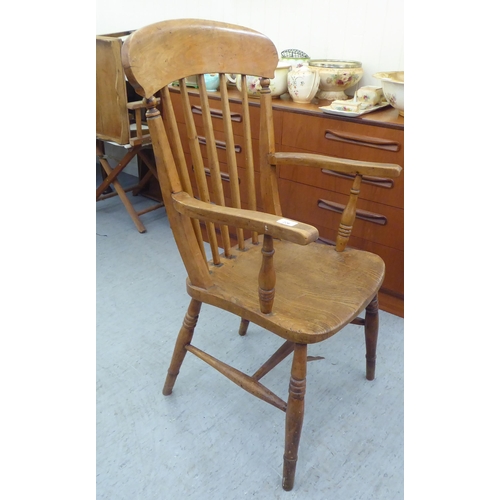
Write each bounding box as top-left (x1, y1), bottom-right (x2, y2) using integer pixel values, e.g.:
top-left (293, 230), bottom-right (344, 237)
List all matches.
top-left (173, 191), bottom-right (317, 315)
top-left (271, 152), bottom-right (401, 251)
top-left (172, 191), bottom-right (318, 245)
top-left (270, 151), bottom-right (402, 178)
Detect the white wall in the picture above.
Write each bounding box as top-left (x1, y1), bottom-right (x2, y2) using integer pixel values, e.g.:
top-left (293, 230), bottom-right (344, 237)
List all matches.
top-left (97, 0), bottom-right (403, 175)
top-left (96, 0), bottom-right (403, 88)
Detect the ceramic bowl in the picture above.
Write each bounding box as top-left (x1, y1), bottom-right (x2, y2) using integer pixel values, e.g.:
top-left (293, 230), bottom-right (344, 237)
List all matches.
top-left (373, 71), bottom-right (404, 116)
top-left (309, 60), bottom-right (363, 100)
top-left (279, 57), bottom-right (310, 68)
top-left (233, 61), bottom-right (291, 98)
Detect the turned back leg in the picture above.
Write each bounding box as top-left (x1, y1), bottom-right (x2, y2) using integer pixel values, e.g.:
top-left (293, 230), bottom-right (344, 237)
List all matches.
top-left (238, 318), bottom-right (250, 336)
top-left (282, 343), bottom-right (307, 491)
top-left (163, 299), bottom-right (202, 395)
top-left (364, 295), bottom-right (379, 381)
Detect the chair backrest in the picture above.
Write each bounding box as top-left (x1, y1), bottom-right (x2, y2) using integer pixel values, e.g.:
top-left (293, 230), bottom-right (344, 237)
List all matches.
top-left (122, 19), bottom-right (280, 289)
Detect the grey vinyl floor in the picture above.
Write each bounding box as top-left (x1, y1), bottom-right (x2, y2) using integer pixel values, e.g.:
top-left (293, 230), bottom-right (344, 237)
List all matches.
top-left (96, 172), bottom-right (404, 500)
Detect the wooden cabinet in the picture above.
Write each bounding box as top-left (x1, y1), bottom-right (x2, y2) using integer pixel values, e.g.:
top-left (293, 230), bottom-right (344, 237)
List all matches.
top-left (167, 88), bottom-right (404, 317)
top-left (273, 97), bottom-right (404, 317)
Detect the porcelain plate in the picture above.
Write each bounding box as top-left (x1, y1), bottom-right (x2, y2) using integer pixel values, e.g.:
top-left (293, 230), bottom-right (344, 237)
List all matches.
top-left (319, 101), bottom-right (390, 117)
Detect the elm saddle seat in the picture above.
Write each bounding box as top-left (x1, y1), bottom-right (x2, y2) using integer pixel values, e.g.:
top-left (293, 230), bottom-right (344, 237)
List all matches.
top-left (121, 18), bottom-right (402, 491)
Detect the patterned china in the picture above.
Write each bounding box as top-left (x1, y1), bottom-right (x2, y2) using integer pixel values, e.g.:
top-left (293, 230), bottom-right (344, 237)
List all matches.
top-left (309, 59), bottom-right (363, 101)
top-left (373, 71), bottom-right (404, 116)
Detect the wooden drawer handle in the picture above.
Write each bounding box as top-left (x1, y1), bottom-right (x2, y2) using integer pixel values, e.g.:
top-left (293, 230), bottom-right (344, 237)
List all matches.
top-left (198, 136), bottom-right (242, 153)
top-left (318, 198), bottom-right (387, 226)
top-left (191, 105), bottom-right (242, 123)
top-left (203, 167), bottom-right (236, 183)
top-left (321, 169), bottom-right (394, 189)
top-left (324, 129), bottom-right (400, 152)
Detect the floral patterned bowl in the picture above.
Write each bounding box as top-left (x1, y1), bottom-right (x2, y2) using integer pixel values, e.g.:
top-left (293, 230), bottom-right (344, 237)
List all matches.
top-left (373, 71), bottom-right (404, 116)
top-left (308, 60), bottom-right (363, 100)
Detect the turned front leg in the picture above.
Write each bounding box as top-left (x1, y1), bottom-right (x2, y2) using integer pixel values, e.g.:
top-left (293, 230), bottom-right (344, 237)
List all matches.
top-left (364, 295), bottom-right (379, 381)
top-left (163, 299), bottom-right (202, 395)
top-left (282, 343), bottom-right (307, 491)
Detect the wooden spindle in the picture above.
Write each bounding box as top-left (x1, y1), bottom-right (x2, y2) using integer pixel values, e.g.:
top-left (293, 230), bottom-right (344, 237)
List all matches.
top-left (146, 101), bottom-right (212, 288)
top-left (336, 173), bottom-right (362, 252)
top-left (160, 86), bottom-right (207, 262)
top-left (160, 87), bottom-right (193, 195)
top-left (179, 78), bottom-right (220, 265)
top-left (240, 75), bottom-right (259, 244)
top-left (252, 340), bottom-right (294, 380)
top-left (258, 234), bottom-right (276, 314)
top-left (198, 74), bottom-right (232, 257)
top-left (220, 73), bottom-right (245, 250)
top-left (185, 344), bottom-right (287, 411)
top-left (259, 77), bottom-right (282, 216)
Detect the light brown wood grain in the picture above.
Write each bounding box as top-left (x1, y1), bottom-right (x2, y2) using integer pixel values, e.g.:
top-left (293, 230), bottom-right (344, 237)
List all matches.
top-left (171, 191), bottom-right (318, 246)
top-left (96, 34), bottom-right (163, 232)
top-left (121, 18), bottom-right (402, 491)
top-left (271, 151), bottom-right (401, 178)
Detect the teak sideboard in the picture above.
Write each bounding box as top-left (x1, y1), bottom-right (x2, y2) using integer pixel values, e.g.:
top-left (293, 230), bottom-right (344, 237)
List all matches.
top-left (149, 87), bottom-right (404, 317)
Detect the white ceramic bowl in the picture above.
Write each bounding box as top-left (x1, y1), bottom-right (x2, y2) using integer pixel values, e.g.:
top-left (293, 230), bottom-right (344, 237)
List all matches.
top-left (279, 57), bottom-right (310, 68)
top-left (373, 71), bottom-right (404, 116)
top-left (234, 61), bottom-right (291, 98)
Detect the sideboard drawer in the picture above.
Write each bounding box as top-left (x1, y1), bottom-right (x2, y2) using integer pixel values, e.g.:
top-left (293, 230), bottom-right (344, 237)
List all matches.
top-left (184, 152), bottom-right (263, 210)
top-left (169, 89), bottom-right (283, 142)
top-left (278, 178), bottom-right (404, 298)
top-left (278, 178), bottom-right (403, 251)
top-left (176, 121), bottom-right (279, 173)
top-left (314, 225), bottom-right (404, 298)
top-left (281, 112), bottom-right (403, 166)
top-left (278, 146), bottom-right (404, 209)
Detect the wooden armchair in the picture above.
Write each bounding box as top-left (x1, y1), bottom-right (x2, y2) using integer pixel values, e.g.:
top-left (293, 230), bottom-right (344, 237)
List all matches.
top-left (96, 32), bottom-right (163, 233)
top-left (121, 19), bottom-right (402, 490)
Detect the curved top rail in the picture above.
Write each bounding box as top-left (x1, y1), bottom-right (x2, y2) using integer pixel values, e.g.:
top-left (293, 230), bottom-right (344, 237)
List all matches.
top-left (122, 18), bottom-right (279, 98)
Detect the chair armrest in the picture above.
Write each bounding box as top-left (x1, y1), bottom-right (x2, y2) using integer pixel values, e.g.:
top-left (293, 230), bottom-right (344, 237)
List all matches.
top-left (271, 152), bottom-right (401, 252)
top-left (172, 191), bottom-right (318, 246)
top-left (270, 151), bottom-right (402, 178)
top-left (126, 100), bottom-right (146, 110)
